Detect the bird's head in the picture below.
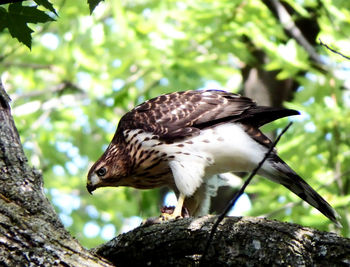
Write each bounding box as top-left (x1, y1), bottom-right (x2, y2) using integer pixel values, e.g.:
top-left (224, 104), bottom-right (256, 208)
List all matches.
top-left (86, 143), bottom-right (129, 194)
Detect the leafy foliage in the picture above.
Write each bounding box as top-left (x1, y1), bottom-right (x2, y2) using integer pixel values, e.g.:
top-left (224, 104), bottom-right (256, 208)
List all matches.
top-left (0, 1), bottom-right (56, 48)
top-left (34, 0), bottom-right (57, 15)
top-left (0, 0), bottom-right (350, 248)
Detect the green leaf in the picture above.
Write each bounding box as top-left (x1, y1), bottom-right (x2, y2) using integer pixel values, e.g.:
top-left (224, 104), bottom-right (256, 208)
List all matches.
top-left (0, 7), bottom-right (7, 32)
top-left (5, 3), bottom-right (55, 48)
top-left (9, 3), bottom-right (55, 23)
top-left (34, 0), bottom-right (58, 16)
top-left (7, 12), bottom-right (33, 48)
top-left (88, 0), bottom-right (104, 14)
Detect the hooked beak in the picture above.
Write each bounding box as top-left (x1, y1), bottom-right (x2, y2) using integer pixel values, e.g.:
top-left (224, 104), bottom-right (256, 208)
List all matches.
top-left (87, 173), bottom-right (100, 194)
top-left (86, 183), bottom-right (96, 195)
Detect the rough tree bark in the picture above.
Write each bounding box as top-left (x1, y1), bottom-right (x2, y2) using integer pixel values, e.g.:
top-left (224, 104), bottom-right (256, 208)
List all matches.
top-left (1, 82), bottom-right (350, 266)
top-left (0, 83), bottom-right (112, 267)
top-left (94, 216), bottom-right (350, 267)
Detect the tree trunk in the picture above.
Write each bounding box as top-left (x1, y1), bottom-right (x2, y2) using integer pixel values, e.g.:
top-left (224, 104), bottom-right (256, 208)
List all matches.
top-left (0, 83), bottom-right (112, 267)
top-left (1, 81), bottom-right (350, 266)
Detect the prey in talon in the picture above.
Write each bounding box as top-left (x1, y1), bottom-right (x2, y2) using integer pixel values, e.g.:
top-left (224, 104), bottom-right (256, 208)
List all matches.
top-left (160, 204), bottom-right (190, 221)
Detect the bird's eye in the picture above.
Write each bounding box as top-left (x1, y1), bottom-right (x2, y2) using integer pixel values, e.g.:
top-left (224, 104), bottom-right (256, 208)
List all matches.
top-left (96, 167), bottom-right (107, 177)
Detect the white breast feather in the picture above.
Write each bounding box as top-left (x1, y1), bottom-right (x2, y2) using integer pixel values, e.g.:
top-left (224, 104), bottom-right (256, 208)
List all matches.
top-left (127, 123), bottom-right (272, 197)
top-left (169, 159), bottom-right (206, 196)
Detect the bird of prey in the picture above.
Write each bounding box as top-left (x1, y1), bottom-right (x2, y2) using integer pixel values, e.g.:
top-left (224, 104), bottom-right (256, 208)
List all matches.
top-left (87, 89), bottom-right (339, 224)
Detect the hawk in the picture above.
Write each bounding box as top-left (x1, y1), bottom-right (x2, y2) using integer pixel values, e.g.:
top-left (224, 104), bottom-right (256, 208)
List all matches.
top-left (87, 90), bottom-right (339, 224)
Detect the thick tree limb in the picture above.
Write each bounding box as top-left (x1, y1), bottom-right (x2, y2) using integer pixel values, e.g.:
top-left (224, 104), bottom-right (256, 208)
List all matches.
top-left (94, 216), bottom-right (350, 267)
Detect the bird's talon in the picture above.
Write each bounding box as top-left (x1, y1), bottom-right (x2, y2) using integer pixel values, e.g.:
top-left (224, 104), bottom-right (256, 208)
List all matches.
top-left (159, 204), bottom-right (189, 221)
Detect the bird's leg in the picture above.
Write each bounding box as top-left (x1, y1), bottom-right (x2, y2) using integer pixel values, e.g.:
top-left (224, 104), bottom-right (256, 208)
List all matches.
top-left (161, 193), bottom-right (186, 221)
top-left (172, 193), bottom-right (185, 218)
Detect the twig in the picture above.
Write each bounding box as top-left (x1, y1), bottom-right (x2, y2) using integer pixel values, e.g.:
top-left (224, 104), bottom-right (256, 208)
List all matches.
top-left (319, 39), bottom-right (350, 60)
top-left (0, 192), bottom-right (11, 203)
top-left (200, 122), bottom-right (293, 265)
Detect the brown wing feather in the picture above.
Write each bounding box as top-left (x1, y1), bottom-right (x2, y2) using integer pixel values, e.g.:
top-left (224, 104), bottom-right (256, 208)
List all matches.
top-left (117, 90), bottom-right (299, 142)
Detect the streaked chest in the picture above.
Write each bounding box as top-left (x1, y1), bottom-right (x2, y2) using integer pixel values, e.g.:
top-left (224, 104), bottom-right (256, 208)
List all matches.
top-left (124, 123), bottom-right (267, 179)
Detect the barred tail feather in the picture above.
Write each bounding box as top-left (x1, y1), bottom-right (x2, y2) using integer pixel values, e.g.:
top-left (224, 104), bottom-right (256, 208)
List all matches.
top-left (265, 156), bottom-right (341, 226)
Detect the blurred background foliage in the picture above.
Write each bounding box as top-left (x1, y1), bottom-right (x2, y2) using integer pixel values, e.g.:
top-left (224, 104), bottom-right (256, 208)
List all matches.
top-left (1, 0), bottom-right (350, 248)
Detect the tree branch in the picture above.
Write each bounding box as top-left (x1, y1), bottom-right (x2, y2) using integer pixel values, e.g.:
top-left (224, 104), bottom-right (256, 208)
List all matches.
top-left (94, 216), bottom-right (350, 266)
top-left (267, 0), bottom-right (322, 64)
